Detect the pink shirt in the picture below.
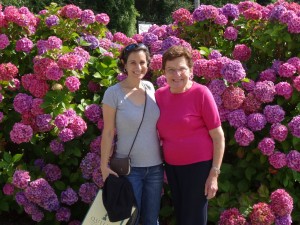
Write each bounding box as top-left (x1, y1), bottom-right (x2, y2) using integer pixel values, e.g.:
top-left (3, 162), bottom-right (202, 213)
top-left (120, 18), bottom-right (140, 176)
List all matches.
top-left (155, 82), bottom-right (221, 165)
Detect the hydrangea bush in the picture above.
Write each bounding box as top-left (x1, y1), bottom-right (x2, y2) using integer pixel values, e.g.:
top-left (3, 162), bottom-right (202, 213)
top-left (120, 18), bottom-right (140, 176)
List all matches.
top-left (0, 1), bottom-right (299, 224)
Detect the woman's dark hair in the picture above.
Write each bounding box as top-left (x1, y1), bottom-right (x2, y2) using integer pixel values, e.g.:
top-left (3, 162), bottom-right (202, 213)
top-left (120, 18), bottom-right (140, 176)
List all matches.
top-left (118, 43), bottom-right (151, 73)
top-left (162, 45), bottom-right (193, 70)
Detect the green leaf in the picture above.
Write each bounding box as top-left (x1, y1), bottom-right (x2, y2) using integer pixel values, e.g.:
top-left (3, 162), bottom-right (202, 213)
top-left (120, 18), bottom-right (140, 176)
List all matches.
top-left (12, 154), bottom-right (23, 163)
top-left (54, 181), bottom-right (66, 191)
top-left (257, 184), bottom-right (269, 198)
top-left (0, 161), bottom-right (8, 168)
top-left (3, 152), bottom-right (12, 163)
top-left (0, 200), bottom-right (9, 211)
top-left (93, 72), bottom-right (102, 78)
top-left (245, 167), bottom-right (256, 181)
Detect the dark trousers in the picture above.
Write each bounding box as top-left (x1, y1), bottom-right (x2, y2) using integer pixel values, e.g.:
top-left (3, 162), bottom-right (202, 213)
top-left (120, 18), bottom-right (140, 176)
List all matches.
top-left (165, 160), bottom-right (212, 225)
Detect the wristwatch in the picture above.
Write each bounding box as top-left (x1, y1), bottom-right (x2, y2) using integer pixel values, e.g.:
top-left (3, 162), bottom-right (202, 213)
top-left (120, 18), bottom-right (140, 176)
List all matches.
top-left (211, 166), bottom-right (221, 175)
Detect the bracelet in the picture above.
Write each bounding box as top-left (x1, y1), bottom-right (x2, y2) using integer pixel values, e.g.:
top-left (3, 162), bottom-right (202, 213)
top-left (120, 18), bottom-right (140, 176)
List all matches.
top-left (211, 166), bottom-right (221, 175)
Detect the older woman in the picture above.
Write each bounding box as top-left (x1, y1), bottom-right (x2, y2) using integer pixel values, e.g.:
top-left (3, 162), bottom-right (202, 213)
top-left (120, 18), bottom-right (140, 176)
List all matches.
top-left (101, 43), bottom-right (163, 225)
top-left (155, 45), bottom-right (225, 225)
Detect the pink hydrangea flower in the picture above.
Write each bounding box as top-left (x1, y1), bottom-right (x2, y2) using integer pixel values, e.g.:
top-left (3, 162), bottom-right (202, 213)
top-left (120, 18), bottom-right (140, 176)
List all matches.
top-left (56, 207), bottom-right (71, 222)
top-left (13, 93), bottom-right (33, 114)
top-left (286, 150), bottom-right (300, 172)
top-left (156, 75), bottom-right (167, 88)
top-left (10, 122), bottom-right (33, 144)
top-left (269, 151), bottom-right (287, 169)
top-left (270, 189), bottom-right (293, 217)
top-left (219, 208), bottom-right (247, 225)
top-left (50, 139), bottom-right (64, 155)
top-left (60, 4), bottom-right (82, 19)
top-left (34, 58), bottom-right (56, 80)
top-left (3, 183), bottom-right (15, 195)
top-left (275, 82), bottom-right (293, 99)
top-left (278, 63), bottom-right (296, 77)
top-left (259, 69), bottom-right (277, 82)
top-left (12, 170), bottom-right (31, 189)
top-left (67, 115), bottom-right (87, 137)
top-left (95, 13), bottom-right (110, 25)
top-left (288, 115), bottom-right (300, 138)
top-left (253, 81), bottom-right (276, 103)
top-left (234, 126), bottom-right (255, 146)
top-left (0, 62), bottom-right (19, 81)
top-left (84, 104), bottom-right (102, 123)
top-left (288, 17), bottom-right (300, 33)
top-left (249, 202), bottom-right (275, 225)
top-left (247, 113), bottom-right (267, 131)
top-left (65, 76), bottom-right (80, 92)
top-left (150, 54), bottom-right (162, 71)
top-left (293, 75), bottom-right (300, 91)
top-left (224, 26), bottom-right (238, 41)
top-left (222, 86), bottom-right (245, 110)
top-left (263, 105), bottom-right (285, 124)
top-left (0, 34), bottom-right (10, 49)
top-left (59, 128), bottom-right (75, 142)
top-left (232, 44), bottom-right (252, 61)
top-left (46, 63), bottom-right (64, 81)
top-left (270, 123), bottom-right (288, 142)
top-left (15, 37), bottom-right (33, 53)
top-left (81, 9), bottom-right (95, 24)
top-left (46, 36), bottom-right (62, 50)
top-left (172, 8), bottom-right (193, 25)
top-left (58, 54), bottom-right (79, 70)
top-left (258, 137), bottom-right (275, 156)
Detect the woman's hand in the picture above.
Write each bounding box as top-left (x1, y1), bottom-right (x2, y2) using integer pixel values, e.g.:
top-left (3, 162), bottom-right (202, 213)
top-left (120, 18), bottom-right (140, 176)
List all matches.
top-left (204, 170), bottom-right (219, 200)
top-left (101, 165), bottom-right (118, 182)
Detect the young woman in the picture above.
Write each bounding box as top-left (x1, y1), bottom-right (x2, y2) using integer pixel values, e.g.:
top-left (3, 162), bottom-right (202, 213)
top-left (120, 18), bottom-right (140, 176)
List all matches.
top-left (155, 45), bottom-right (225, 225)
top-left (100, 43), bottom-right (163, 225)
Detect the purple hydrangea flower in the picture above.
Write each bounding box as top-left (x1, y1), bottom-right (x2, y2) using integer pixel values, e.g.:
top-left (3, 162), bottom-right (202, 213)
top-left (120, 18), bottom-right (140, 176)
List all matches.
top-left (208, 79), bottom-right (226, 95)
top-left (156, 75), bottom-right (167, 88)
top-left (242, 79), bottom-right (256, 92)
top-left (270, 189), bottom-right (293, 217)
top-left (208, 50), bottom-right (222, 59)
top-left (45, 15), bottom-right (59, 27)
top-left (13, 93), bottom-right (33, 114)
top-left (80, 152), bottom-right (100, 179)
top-left (36, 114), bottom-right (53, 132)
top-left (224, 26), bottom-right (238, 41)
top-left (286, 150), bottom-right (300, 172)
top-left (78, 182), bottom-right (98, 203)
top-left (90, 136), bottom-right (101, 154)
top-left (15, 37), bottom-right (33, 53)
top-left (161, 36), bottom-right (181, 52)
top-left (50, 139), bottom-right (64, 155)
top-left (253, 81), bottom-right (276, 103)
top-left (81, 9), bottom-right (95, 25)
top-left (84, 104), bottom-right (102, 123)
top-left (54, 114), bottom-right (69, 129)
top-left (12, 170), bottom-right (30, 189)
top-left (59, 128), bottom-right (75, 142)
top-left (222, 3), bottom-right (240, 19)
top-left (142, 33), bottom-right (158, 46)
top-left (0, 34), bottom-right (10, 49)
top-left (288, 115), bottom-right (300, 138)
top-left (221, 59), bottom-right (246, 83)
top-left (56, 207), bottom-right (71, 222)
top-left (117, 73), bottom-right (127, 81)
top-left (269, 151), bottom-right (287, 169)
top-left (234, 127), bottom-right (255, 146)
top-left (227, 109), bottom-right (247, 128)
top-left (92, 170), bottom-right (104, 188)
top-left (269, 5), bottom-right (287, 20)
top-left (25, 178), bottom-right (59, 211)
top-left (83, 35), bottom-right (99, 49)
top-left (192, 5), bottom-right (219, 21)
top-left (0, 111), bottom-right (3, 123)
top-left (10, 122), bottom-right (33, 144)
top-left (270, 123), bottom-right (288, 142)
top-left (61, 188), bottom-right (78, 206)
top-left (275, 214), bottom-right (292, 225)
top-left (42, 164), bottom-right (62, 182)
top-left (34, 158), bottom-right (45, 169)
top-left (288, 17), bottom-right (300, 33)
top-left (258, 137), bottom-right (275, 156)
top-left (247, 113), bottom-right (267, 132)
top-left (259, 69), bottom-right (277, 82)
top-left (263, 105), bottom-right (285, 124)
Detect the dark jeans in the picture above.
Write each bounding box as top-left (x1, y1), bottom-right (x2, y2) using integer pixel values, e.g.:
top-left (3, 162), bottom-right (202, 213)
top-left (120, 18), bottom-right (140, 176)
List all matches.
top-left (165, 160), bottom-right (212, 225)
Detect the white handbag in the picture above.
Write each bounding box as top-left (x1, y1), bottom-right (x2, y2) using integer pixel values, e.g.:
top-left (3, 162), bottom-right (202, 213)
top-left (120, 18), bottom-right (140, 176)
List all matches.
top-left (82, 189), bottom-right (137, 225)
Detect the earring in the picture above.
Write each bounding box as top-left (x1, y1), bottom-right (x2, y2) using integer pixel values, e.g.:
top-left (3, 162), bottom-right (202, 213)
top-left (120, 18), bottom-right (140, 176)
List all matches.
top-left (124, 68), bottom-right (127, 73)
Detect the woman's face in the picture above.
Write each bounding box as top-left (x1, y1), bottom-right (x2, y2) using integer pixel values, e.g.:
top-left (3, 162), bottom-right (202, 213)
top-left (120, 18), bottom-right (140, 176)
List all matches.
top-left (124, 50), bottom-right (148, 80)
top-left (164, 56), bottom-right (192, 93)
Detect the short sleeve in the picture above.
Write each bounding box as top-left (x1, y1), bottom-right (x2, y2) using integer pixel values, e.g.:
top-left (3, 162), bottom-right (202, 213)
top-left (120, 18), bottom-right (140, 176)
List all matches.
top-left (143, 80), bottom-right (155, 93)
top-left (201, 86), bottom-right (221, 130)
top-left (102, 86), bottom-right (118, 109)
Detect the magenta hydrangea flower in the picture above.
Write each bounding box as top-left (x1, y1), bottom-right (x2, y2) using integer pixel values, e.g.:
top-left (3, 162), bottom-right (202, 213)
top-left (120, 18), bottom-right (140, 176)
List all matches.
top-left (259, 69), bottom-right (277, 82)
top-left (78, 182), bottom-right (98, 204)
top-left (68, 220), bottom-right (81, 225)
top-left (222, 86), bottom-right (245, 110)
top-left (42, 164), bottom-right (62, 182)
top-left (113, 32), bottom-right (129, 45)
top-left (288, 115), bottom-right (300, 138)
top-left (227, 109), bottom-right (247, 128)
top-left (92, 169), bottom-right (104, 188)
top-left (36, 114), bottom-right (53, 132)
top-left (81, 9), bottom-right (95, 24)
top-left (202, 59), bottom-right (221, 80)
top-left (50, 139), bottom-right (64, 155)
top-left (150, 54), bottom-right (162, 71)
top-left (13, 93), bottom-right (33, 114)
top-left (12, 170), bottom-right (31, 189)
top-left (218, 208), bottom-right (247, 225)
top-left (192, 5), bottom-right (219, 21)
top-left (80, 152), bottom-right (100, 179)
top-left (286, 150), bottom-right (300, 172)
top-left (287, 57), bottom-right (300, 73)
top-left (61, 187), bottom-right (78, 206)
top-left (90, 136), bottom-right (101, 154)
top-left (293, 76), bottom-right (300, 91)
top-left (46, 36), bottom-right (62, 50)
top-left (99, 38), bottom-right (112, 50)
top-left (88, 80), bottom-right (101, 93)
top-left (15, 37), bottom-right (33, 53)
top-left (10, 122), bottom-right (33, 144)
top-left (278, 63), bottom-right (296, 78)
top-left (60, 4), bottom-right (82, 19)
top-left (97, 118), bottom-right (104, 130)
top-left (117, 73), bottom-right (127, 81)
top-left (54, 114), bottom-right (69, 129)
top-left (31, 98), bottom-right (44, 116)
top-left (232, 44), bottom-right (252, 62)
top-left (224, 26), bottom-right (238, 41)
top-left (214, 14), bottom-right (228, 25)
top-left (269, 151), bottom-right (287, 169)
top-left (59, 128), bottom-right (75, 142)
top-left (270, 189), bottom-right (293, 217)
top-left (45, 15), bottom-right (59, 27)
top-left (84, 104), bottom-right (102, 123)
top-left (247, 113), bottom-right (267, 131)
top-left (0, 62), bottom-right (19, 81)
top-left (275, 82), bottom-right (293, 99)
top-left (249, 202), bottom-right (275, 225)
top-left (242, 79), bottom-right (256, 92)
top-left (58, 54), bottom-right (79, 70)
top-left (56, 207), bottom-right (71, 222)
top-left (46, 64), bottom-right (64, 81)
top-left (156, 75), bottom-right (167, 88)
top-left (258, 137), bottom-right (275, 156)
top-left (221, 59), bottom-right (246, 83)
top-left (263, 105), bottom-right (285, 124)
top-left (67, 115), bottom-right (87, 137)
top-left (36, 40), bottom-right (48, 55)
top-left (24, 178), bottom-right (60, 211)
top-left (288, 17), bottom-right (300, 33)
top-left (208, 79), bottom-right (226, 95)
top-left (253, 81), bottom-right (276, 103)
top-left (95, 13), bottom-right (110, 25)
top-left (0, 111), bottom-right (4, 123)
top-left (208, 50), bottom-right (222, 60)
top-left (3, 183), bottom-right (15, 195)
top-left (0, 34), bottom-right (10, 49)
top-left (65, 76), bottom-right (80, 92)
top-left (270, 123), bottom-right (288, 142)
top-left (234, 127), bottom-right (255, 146)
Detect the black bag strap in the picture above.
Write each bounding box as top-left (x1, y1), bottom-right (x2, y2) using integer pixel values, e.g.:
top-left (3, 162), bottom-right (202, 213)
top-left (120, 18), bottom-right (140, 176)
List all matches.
top-left (127, 82), bottom-right (147, 157)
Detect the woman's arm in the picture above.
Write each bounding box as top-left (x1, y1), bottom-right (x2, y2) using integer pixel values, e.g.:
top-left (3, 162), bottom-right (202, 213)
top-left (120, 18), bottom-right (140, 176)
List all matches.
top-left (205, 126), bottom-right (225, 199)
top-left (100, 103), bottom-right (118, 181)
